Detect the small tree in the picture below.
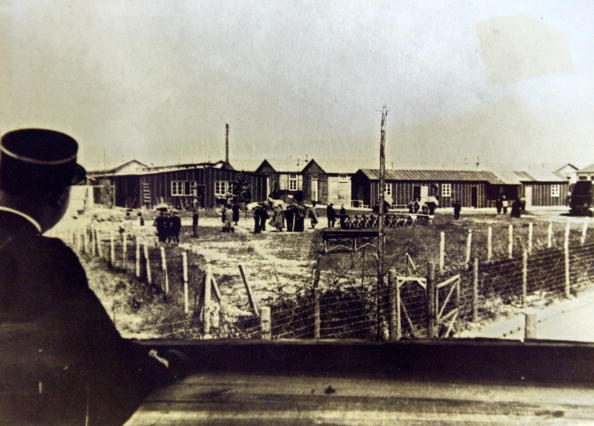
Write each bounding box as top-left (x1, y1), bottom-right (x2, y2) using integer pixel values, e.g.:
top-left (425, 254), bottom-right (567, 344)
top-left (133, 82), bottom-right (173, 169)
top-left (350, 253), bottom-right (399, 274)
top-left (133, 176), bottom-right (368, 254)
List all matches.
top-left (232, 173), bottom-right (252, 204)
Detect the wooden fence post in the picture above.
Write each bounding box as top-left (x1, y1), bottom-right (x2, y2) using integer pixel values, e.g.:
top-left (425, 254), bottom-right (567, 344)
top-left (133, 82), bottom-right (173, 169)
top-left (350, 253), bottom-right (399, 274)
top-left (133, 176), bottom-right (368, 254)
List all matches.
top-left (109, 231), bottom-right (115, 266)
top-left (260, 306), bottom-right (271, 340)
top-left (487, 226), bottom-right (492, 262)
top-left (472, 257), bottom-right (479, 322)
top-left (522, 250), bottom-right (528, 308)
top-left (204, 264), bottom-right (212, 335)
top-left (312, 257), bottom-right (321, 339)
top-left (508, 225), bottom-right (513, 259)
top-left (144, 244), bottom-right (152, 284)
top-left (182, 251), bottom-right (189, 314)
top-left (524, 313), bottom-right (536, 340)
top-left (547, 222), bottom-right (553, 248)
top-left (426, 261), bottom-right (436, 339)
top-left (135, 237), bottom-right (141, 278)
top-left (388, 268), bottom-right (399, 340)
top-left (88, 227), bottom-right (93, 256)
top-left (581, 221), bottom-right (588, 246)
top-left (239, 264), bottom-right (259, 315)
top-left (465, 229), bottom-right (472, 268)
top-left (122, 232), bottom-right (127, 270)
top-left (564, 224), bottom-right (570, 298)
top-left (528, 223), bottom-right (533, 254)
top-left (96, 229), bottom-right (103, 258)
top-left (439, 232), bottom-right (445, 272)
top-left (81, 230), bottom-right (87, 254)
top-left (160, 247), bottom-right (169, 294)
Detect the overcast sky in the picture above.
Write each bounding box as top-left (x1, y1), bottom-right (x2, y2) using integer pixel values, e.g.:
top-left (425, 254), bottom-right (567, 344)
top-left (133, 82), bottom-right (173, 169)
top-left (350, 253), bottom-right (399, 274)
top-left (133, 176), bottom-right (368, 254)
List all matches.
top-left (1, 0), bottom-right (593, 171)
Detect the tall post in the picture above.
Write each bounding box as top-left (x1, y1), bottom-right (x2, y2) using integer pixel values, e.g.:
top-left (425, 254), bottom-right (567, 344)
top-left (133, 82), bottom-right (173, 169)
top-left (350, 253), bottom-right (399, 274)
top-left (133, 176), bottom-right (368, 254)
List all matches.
top-left (426, 261), bottom-right (436, 338)
top-left (522, 250), bottom-right (528, 308)
top-left (465, 229), bottom-right (472, 269)
top-left (472, 257), bottom-right (479, 322)
top-left (508, 225), bottom-right (513, 259)
top-left (388, 269), bottom-right (399, 340)
top-left (204, 264), bottom-right (212, 334)
top-left (122, 232), bottom-right (127, 270)
top-left (547, 222), bottom-right (553, 248)
top-left (528, 223), bottom-right (533, 254)
top-left (225, 123), bottom-right (230, 164)
top-left (109, 231), bottom-right (115, 267)
top-left (135, 236), bottom-right (141, 278)
top-left (313, 257), bottom-right (321, 339)
top-left (182, 252), bottom-right (189, 314)
top-left (160, 247), bottom-right (169, 294)
top-left (439, 232), bottom-right (445, 272)
top-left (581, 221), bottom-right (588, 246)
top-left (487, 226), bottom-right (493, 262)
top-left (260, 306), bottom-right (271, 340)
top-left (144, 244), bottom-right (152, 284)
top-left (377, 105), bottom-right (388, 339)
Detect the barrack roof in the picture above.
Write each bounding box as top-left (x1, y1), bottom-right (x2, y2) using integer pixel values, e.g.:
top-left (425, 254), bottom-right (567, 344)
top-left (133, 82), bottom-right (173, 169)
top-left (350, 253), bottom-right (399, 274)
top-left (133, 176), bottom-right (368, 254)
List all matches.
top-left (358, 168), bottom-right (508, 184)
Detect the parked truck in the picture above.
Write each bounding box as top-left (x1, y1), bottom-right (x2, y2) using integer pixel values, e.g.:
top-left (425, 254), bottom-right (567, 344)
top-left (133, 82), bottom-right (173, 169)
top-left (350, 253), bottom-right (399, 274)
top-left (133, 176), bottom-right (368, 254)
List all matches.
top-left (569, 181), bottom-right (593, 216)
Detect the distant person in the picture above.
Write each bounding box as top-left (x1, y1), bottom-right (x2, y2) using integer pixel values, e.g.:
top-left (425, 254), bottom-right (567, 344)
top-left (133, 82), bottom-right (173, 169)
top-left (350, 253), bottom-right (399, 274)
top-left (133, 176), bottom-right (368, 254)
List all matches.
top-left (284, 205), bottom-right (295, 232)
top-left (412, 199), bottom-right (420, 214)
top-left (327, 203), bottom-right (336, 228)
top-left (153, 210), bottom-right (168, 243)
top-left (192, 207), bottom-right (199, 237)
top-left (0, 129), bottom-right (183, 424)
top-left (258, 203), bottom-right (269, 232)
top-left (501, 196), bottom-right (508, 215)
top-left (171, 211), bottom-right (181, 244)
top-left (427, 200), bottom-right (437, 215)
top-left (339, 205), bottom-right (347, 228)
top-left (163, 212), bottom-right (173, 244)
top-left (495, 196), bottom-right (503, 215)
top-left (308, 204), bottom-right (318, 229)
top-left (271, 205), bottom-right (284, 231)
top-left (232, 203), bottom-right (241, 226)
top-left (511, 198), bottom-right (522, 218)
top-left (520, 197), bottom-right (526, 213)
top-left (452, 199), bottom-right (461, 220)
top-left (137, 211), bottom-right (145, 226)
top-left (224, 205), bottom-right (235, 232)
top-left (294, 203), bottom-right (306, 232)
top-left (253, 205), bottom-right (261, 234)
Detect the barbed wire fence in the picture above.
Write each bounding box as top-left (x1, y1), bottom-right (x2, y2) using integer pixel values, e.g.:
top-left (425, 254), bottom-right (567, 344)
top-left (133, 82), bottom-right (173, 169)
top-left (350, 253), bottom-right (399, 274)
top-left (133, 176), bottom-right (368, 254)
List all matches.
top-left (231, 219), bottom-right (594, 341)
top-left (56, 218), bottom-right (593, 341)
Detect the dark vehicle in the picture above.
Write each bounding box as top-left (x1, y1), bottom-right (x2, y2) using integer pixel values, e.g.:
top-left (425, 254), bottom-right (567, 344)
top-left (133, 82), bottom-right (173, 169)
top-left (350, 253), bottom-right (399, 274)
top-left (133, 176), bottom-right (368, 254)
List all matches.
top-left (570, 181), bottom-right (593, 216)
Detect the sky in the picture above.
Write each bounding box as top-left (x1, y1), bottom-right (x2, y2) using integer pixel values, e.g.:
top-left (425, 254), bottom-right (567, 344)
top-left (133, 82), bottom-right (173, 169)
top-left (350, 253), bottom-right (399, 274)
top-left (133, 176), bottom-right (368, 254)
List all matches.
top-left (1, 0), bottom-right (593, 171)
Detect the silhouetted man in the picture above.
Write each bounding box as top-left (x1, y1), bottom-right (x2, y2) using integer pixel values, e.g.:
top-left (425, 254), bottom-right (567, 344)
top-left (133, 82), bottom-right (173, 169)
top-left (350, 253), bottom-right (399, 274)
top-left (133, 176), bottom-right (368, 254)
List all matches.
top-left (0, 129), bottom-right (184, 425)
top-left (327, 203), bottom-right (336, 228)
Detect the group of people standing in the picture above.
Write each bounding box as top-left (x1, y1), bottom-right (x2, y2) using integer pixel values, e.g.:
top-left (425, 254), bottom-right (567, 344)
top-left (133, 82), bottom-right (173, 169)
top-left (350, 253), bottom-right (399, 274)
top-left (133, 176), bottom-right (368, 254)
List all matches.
top-left (153, 210), bottom-right (182, 245)
top-left (407, 198), bottom-right (438, 216)
top-left (251, 201), bottom-right (348, 233)
top-left (496, 195), bottom-right (525, 218)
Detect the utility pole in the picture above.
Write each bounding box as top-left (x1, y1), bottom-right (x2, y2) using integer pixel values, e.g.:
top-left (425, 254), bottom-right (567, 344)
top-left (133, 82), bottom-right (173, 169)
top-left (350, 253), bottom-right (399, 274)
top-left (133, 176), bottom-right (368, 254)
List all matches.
top-left (225, 123), bottom-right (230, 164)
top-left (377, 105), bottom-right (388, 338)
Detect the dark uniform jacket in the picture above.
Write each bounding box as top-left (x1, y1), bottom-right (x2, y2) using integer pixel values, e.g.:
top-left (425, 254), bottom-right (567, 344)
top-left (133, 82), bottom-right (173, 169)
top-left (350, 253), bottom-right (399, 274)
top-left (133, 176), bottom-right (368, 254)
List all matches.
top-left (0, 211), bottom-right (175, 425)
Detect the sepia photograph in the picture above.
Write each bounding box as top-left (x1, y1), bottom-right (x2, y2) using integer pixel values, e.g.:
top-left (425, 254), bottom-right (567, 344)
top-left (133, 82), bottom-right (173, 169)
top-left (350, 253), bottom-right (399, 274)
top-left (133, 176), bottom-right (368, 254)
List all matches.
top-left (1, 0), bottom-right (594, 424)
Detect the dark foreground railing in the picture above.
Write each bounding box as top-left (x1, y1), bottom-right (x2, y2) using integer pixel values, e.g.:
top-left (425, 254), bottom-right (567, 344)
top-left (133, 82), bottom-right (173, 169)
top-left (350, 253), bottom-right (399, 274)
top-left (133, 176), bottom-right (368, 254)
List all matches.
top-left (137, 338), bottom-right (594, 386)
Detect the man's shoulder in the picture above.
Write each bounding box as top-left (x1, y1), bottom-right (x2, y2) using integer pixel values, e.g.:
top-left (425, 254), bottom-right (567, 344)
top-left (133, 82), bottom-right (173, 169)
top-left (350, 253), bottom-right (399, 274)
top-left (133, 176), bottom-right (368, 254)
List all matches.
top-left (36, 236), bottom-right (83, 266)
